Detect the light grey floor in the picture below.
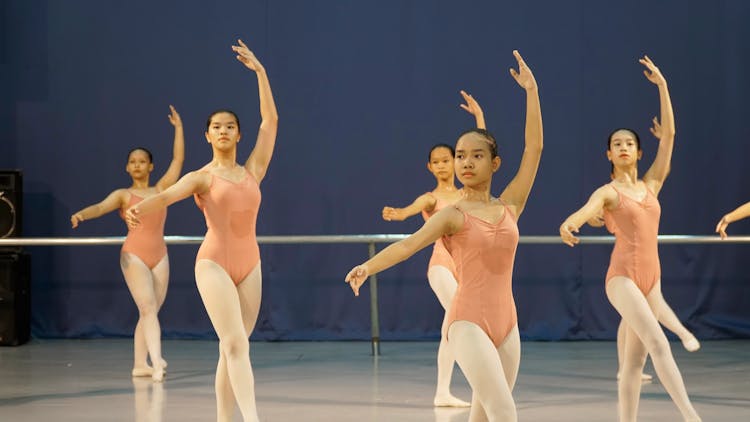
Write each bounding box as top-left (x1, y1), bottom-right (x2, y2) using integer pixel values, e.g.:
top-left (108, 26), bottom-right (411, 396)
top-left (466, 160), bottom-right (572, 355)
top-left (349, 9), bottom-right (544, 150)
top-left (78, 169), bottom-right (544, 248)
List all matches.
top-left (0, 339), bottom-right (748, 421)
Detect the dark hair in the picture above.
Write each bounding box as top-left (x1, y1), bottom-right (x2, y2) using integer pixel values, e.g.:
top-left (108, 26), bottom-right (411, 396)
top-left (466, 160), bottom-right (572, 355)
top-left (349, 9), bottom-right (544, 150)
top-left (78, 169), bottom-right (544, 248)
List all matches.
top-left (607, 128), bottom-right (641, 150)
top-left (607, 128), bottom-right (641, 174)
top-left (458, 128), bottom-right (498, 158)
top-left (206, 109), bottom-right (241, 131)
top-left (428, 143), bottom-right (455, 161)
top-left (127, 147), bottom-right (153, 164)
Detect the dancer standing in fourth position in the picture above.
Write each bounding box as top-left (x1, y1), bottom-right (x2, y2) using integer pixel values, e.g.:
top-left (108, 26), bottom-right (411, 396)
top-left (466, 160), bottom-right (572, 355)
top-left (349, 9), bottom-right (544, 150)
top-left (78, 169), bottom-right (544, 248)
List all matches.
top-left (71, 106), bottom-right (184, 382)
top-left (126, 40), bottom-right (277, 421)
top-left (347, 50), bottom-right (542, 421)
top-left (381, 91), bottom-right (485, 407)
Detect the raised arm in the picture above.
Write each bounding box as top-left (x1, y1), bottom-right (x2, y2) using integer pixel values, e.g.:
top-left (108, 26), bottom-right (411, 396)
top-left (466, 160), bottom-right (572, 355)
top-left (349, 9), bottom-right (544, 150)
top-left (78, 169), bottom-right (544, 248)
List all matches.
top-left (345, 207), bottom-right (464, 296)
top-left (232, 39), bottom-right (279, 184)
top-left (154, 105), bottom-right (185, 191)
top-left (382, 193), bottom-right (437, 222)
top-left (641, 56), bottom-right (675, 196)
top-left (459, 90), bottom-right (486, 130)
top-left (70, 189), bottom-right (128, 228)
top-left (499, 50), bottom-right (543, 218)
top-left (716, 201), bottom-right (750, 239)
top-left (559, 186), bottom-right (616, 246)
top-left (125, 171), bottom-right (210, 228)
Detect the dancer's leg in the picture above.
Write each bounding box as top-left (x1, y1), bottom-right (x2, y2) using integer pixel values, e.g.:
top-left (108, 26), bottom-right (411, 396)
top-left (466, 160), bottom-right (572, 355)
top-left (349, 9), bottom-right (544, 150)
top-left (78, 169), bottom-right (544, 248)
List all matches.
top-left (616, 320), bottom-right (652, 381)
top-left (215, 264), bottom-right (262, 422)
top-left (195, 259), bottom-right (259, 422)
top-left (649, 281), bottom-right (700, 352)
top-left (428, 266), bottom-right (469, 407)
top-left (607, 277), bottom-right (701, 422)
top-left (496, 325), bottom-right (520, 391)
top-left (121, 253), bottom-right (164, 381)
top-left (151, 256), bottom-right (170, 369)
top-left (449, 321), bottom-right (516, 422)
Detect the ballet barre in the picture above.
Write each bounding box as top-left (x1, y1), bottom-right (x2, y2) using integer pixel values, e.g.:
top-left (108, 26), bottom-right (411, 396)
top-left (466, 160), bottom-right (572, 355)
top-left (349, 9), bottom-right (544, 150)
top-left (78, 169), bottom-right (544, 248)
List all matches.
top-left (2, 234), bottom-right (749, 356)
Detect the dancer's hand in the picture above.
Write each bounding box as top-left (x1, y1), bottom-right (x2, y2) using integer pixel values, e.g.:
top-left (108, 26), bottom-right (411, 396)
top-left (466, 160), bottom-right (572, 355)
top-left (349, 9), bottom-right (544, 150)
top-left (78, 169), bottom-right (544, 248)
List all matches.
top-left (509, 50), bottom-right (537, 91)
top-left (640, 55), bottom-right (666, 87)
top-left (70, 213), bottom-right (84, 229)
top-left (459, 90), bottom-right (484, 118)
top-left (649, 116), bottom-right (663, 140)
top-left (560, 223), bottom-right (580, 247)
top-left (716, 215), bottom-right (731, 239)
top-left (167, 105), bottom-right (182, 128)
top-left (345, 265), bottom-right (370, 296)
top-left (587, 210), bottom-right (605, 228)
top-left (232, 39), bottom-right (263, 72)
top-left (125, 207), bottom-right (141, 230)
top-left (382, 207), bottom-right (403, 222)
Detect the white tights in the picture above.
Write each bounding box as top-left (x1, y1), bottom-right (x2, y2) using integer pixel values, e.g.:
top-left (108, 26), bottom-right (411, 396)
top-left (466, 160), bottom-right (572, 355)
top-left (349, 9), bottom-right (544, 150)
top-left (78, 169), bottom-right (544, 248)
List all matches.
top-left (195, 260), bottom-right (262, 422)
top-left (427, 266), bottom-right (467, 405)
top-left (617, 281), bottom-right (699, 372)
top-left (607, 277), bottom-right (701, 422)
top-left (121, 253), bottom-right (168, 381)
top-left (448, 321), bottom-right (520, 422)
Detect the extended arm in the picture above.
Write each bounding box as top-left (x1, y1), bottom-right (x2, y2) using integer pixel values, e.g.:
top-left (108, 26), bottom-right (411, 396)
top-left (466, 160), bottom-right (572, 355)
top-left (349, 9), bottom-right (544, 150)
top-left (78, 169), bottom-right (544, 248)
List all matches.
top-left (345, 207), bottom-right (462, 295)
top-left (125, 171), bottom-right (209, 228)
top-left (499, 50), bottom-right (543, 217)
top-left (234, 40), bottom-right (279, 184)
top-left (716, 201), bottom-right (750, 239)
top-left (71, 189), bottom-right (127, 228)
top-left (155, 105), bottom-right (185, 190)
top-left (559, 186), bottom-right (614, 246)
top-left (641, 56), bottom-right (675, 195)
top-left (382, 193), bottom-right (436, 222)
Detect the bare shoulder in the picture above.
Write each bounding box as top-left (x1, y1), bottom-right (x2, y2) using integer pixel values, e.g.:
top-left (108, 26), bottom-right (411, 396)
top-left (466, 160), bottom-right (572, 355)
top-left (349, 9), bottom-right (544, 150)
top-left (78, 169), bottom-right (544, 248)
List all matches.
top-left (417, 192), bottom-right (438, 208)
top-left (594, 184), bottom-right (619, 208)
top-left (111, 188), bottom-right (130, 201)
top-left (432, 205), bottom-right (465, 234)
top-left (181, 169), bottom-right (213, 191)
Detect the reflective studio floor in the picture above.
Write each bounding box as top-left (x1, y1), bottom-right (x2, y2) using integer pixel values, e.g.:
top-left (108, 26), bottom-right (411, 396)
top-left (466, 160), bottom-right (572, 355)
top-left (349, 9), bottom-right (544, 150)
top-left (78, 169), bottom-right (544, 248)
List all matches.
top-left (1, 339), bottom-right (748, 421)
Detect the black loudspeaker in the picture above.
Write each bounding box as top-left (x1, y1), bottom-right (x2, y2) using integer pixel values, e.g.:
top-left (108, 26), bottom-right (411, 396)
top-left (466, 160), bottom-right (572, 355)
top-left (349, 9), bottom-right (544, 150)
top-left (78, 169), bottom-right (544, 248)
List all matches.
top-left (0, 253), bottom-right (31, 346)
top-left (0, 170), bottom-right (22, 241)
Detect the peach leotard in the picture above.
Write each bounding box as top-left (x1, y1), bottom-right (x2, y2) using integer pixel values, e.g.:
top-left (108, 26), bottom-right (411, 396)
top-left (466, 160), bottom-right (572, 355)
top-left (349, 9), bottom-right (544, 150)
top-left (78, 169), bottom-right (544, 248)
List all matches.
top-left (421, 193), bottom-right (457, 276)
top-left (443, 203), bottom-right (519, 348)
top-left (120, 192), bottom-right (167, 269)
top-left (194, 170), bottom-right (261, 285)
top-left (603, 184), bottom-right (661, 295)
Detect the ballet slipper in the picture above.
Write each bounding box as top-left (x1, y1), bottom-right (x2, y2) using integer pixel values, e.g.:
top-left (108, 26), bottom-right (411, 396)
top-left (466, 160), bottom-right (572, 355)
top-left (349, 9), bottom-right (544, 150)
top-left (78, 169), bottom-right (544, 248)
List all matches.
top-left (132, 366), bottom-right (153, 377)
top-left (434, 394), bottom-right (471, 407)
top-left (681, 337), bottom-right (700, 352)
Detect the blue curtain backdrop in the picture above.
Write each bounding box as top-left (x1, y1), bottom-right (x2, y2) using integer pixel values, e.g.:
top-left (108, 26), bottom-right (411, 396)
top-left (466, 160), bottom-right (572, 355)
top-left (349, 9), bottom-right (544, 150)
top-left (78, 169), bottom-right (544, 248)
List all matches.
top-left (2, 0), bottom-right (749, 340)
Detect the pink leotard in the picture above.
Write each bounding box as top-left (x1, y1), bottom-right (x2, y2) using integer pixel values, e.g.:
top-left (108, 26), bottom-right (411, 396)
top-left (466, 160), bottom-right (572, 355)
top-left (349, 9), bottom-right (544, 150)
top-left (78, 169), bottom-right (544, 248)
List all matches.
top-left (443, 204), bottom-right (519, 348)
top-left (421, 193), bottom-right (457, 276)
top-left (119, 192), bottom-right (167, 269)
top-left (194, 170), bottom-right (261, 285)
top-left (603, 184), bottom-right (661, 295)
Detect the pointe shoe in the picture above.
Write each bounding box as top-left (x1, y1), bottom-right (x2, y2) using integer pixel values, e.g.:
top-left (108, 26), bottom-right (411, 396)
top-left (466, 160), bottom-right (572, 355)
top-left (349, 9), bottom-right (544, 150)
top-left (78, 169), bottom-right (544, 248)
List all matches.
top-left (433, 394), bottom-right (471, 408)
top-left (682, 337), bottom-right (701, 352)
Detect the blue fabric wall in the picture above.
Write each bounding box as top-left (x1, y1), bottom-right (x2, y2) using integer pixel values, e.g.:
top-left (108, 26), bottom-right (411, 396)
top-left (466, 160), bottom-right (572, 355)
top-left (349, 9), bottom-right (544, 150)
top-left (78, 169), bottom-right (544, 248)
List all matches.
top-left (2, 0), bottom-right (749, 340)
